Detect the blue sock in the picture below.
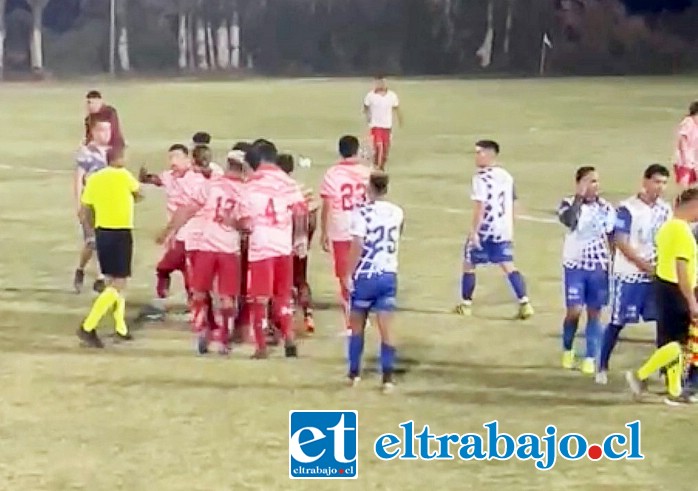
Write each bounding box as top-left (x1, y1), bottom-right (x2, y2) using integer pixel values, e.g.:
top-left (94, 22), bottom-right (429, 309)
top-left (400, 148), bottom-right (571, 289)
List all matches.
top-left (380, 342), bottom-right (396, 376)
top-left (348, 334), bottom-right (364, 377)
top-left (562, 318), bottom-right (579, 351)
top-left (461, 272), bottom-right (476, 301)
top-left (585, 317), bottom-right (602, 359)
top-left (506, 271), bottom-right (527, 301)
top-left (598, 323), bottom-right (623, 371)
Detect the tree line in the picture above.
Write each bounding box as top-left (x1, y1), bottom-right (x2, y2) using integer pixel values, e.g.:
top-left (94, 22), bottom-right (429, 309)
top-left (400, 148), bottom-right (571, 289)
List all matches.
top-left (0, 0), bottom-right (696, 78)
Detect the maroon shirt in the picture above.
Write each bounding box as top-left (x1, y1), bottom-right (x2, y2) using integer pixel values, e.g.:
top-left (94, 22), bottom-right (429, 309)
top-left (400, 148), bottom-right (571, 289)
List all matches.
top-left (84, 105), bottom-right (125, 155)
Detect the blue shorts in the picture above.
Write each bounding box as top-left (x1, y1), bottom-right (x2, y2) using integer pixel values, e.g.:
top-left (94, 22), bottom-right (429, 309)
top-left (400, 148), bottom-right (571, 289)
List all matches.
top-left (464, 239), bottom-right (513, 266)
top-left (350, 273), bottom-right (397, 314)
top-left (609, 277), bottom-right (656, 325)
top-left (563, 267), bottom-right (609, 310)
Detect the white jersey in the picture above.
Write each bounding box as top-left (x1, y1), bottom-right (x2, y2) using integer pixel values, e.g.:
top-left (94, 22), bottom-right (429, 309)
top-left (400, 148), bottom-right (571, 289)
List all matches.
top-left (363, 90), bottom-right (399, 129)
top-left (471, 166), bottom-right (515, 242)
top-left (349, 200), bottom-right (404, 277)
top-left (612, 195), bottom-right (671, 281)
top-left (558, 197), bottom-right (616, 270)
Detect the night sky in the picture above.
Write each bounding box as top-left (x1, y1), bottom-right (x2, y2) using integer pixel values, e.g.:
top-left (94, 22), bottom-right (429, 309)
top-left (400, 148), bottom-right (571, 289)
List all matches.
top-left (622, 0), bottom-right (694, 13)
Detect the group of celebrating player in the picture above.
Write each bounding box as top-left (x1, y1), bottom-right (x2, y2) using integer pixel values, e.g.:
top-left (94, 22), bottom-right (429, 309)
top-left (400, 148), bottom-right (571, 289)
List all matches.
top-left (72, 78), bottom-right (404, 391)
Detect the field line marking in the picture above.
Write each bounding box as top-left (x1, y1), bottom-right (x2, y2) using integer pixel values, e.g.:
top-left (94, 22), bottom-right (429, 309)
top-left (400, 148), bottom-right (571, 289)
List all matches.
top-left (406, 204), bottom-right (557, 225)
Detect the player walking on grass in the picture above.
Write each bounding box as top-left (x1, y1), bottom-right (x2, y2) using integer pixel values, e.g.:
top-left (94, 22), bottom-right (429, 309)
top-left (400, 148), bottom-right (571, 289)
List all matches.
top-left (76, 152), bottom-right (141, 348)
top-left (673, 101), bottom-right (698, 188)
top-left (245, 140), bottom-right (308, 359)
top-left (156, 149), bottom-right (250, 356)
top-left (454, 140), bottom-right (533, 320)
top-left (596, 164), bottom-right (671, 384)
top-left (363, 77), bottom-right (402, 170)
top-left (139, 144), bottom-right (207, 317)
top-left (557, 166), bottom-right (615, 375)
top-left (320, 136), bottom-right (372, 335)
top-left (346, 172), bottom-right (403, 393)
top-left (626, 187), bottom-right (698, 406)
top-left (73, 117), bottom-right (110, 294)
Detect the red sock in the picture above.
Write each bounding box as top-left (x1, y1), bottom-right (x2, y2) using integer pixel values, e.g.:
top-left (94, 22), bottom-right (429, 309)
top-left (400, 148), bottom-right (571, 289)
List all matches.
top-left (251, 302), bottom-right (267, 351)
top-left (156, 272), bottom-right (170, 299)
top-left (206, 293), bottom-right (219, 331)
top-left (273, 298), bottom-right (293, 341)
top-left (191, 297), bottom-right (208, 333)
top-left (219, 307), bottom-right (235, 345)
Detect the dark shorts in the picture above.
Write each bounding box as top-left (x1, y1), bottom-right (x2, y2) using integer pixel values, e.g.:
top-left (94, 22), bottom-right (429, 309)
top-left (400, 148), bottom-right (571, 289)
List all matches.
top-left (95, 228), bottom-right (133, 278)
top-left (655, 278), bottom-right (690, 346)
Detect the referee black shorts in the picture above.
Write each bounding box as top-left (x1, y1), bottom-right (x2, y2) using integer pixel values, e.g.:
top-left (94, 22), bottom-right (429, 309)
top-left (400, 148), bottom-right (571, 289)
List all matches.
top-left (95, 228), bottom-right (133, 278)
top-left (655, 277), bottom-right (690, 347)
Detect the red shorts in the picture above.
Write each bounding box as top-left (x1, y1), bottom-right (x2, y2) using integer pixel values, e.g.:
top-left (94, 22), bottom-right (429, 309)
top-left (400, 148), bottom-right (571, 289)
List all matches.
top-left (371, 127), bottom-right (392, 154)
top-left (674, 164), bottom-right (697, 185)
top-left (293, 255), bottom-right (308, 288)
top-left (332, 240), bottom-right (351, 279)
top-left (189, 250), bottom-right (240, 297)
top-left (157, 240), bottom-right (186, 274)
top-left (248, 255), bottom-right (293, 297)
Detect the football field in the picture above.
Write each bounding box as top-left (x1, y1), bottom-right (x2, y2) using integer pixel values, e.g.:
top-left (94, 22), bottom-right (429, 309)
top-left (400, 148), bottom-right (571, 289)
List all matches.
top-left (0, 77), bottom-right (695, 490)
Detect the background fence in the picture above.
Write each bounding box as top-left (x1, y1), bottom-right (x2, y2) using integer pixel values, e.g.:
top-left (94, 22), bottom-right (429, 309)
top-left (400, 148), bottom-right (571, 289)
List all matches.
top-left (1, 0), bottom-right (697, 79)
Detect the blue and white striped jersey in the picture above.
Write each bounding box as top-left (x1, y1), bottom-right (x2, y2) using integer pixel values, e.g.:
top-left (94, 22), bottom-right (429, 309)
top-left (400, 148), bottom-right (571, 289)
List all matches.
top-left (558, 196), bottom-right (616, 271)
top-left (349, 200), bottom-right (404, 278)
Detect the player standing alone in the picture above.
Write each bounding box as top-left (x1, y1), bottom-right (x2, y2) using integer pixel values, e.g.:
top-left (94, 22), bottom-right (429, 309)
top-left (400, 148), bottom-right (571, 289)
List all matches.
top-left (320, 136), bottom-right (372, 335)
top-left (454, 140), bottom-right (533, 320)
top-left (596, 164), bottom-right (671, 384)
top-left (346, 172), bottom-right (404, 393)
top-left (557, 167), bottom-right (615, 375)
top-left (363, 76), bottom-right (402, 170)
top-left (673, 101), bottom-right (698, 189)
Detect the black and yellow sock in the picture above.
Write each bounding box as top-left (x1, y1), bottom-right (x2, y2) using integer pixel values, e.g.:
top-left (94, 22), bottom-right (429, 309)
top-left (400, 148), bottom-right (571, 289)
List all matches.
top-left (82, 286), bottom-right (120, 332)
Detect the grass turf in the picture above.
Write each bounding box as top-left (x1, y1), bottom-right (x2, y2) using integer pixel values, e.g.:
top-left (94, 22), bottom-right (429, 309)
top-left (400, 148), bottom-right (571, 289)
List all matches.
top-left (0, 77), bottom-right (694, 490)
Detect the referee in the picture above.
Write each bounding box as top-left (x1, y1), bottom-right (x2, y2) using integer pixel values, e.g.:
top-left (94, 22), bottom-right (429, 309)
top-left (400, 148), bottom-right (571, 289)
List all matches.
top-left (77, 150), bottom-right (142, 348)
top-left (626, 187), bottom-right (698, 405)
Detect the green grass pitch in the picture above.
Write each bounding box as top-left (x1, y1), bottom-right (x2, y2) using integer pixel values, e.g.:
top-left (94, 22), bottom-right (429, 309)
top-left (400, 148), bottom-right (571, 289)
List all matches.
top-left (0, 77), bottom-right (695, 490)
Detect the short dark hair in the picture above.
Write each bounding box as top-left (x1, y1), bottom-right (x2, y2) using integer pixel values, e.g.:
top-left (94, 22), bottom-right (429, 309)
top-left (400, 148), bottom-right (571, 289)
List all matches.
top-left (192, 132), bottom-right (211, 145)
top-left (689, 101), bottom-right (698, 116)
top-left (643, 163), bottom-right (669, 180)
top-left (676, 187), bottom-right (698, 206)
top-left (232, 141), bottom-right (252, 153)
top-left (370, 171), bottom-right (389, 196)
top-left (192, 144), bottom-right (211, 167)
top-left (575, 166), bottom-right (596, 183)
top-left (475, 140), bottom-right (500, 154)
top-left (168, 144), bottom-right (189, 155)
top-left (86, 90), bottom-right (102, 99)
top-left (256, 141), bottom-right (278, 164)
top-left (339, 135), bottom-right (360, 159)
top-left (277, 154), bottom-right (295, 174)
top-left (88, 114), bottom-right (110, 128)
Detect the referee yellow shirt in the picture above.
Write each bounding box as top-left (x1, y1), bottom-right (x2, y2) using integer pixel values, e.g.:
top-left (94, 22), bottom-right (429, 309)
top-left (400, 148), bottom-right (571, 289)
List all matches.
top-left (81, 167), bottom-right (140, 229)
top-left (655, 218), bottom-right (697, 289)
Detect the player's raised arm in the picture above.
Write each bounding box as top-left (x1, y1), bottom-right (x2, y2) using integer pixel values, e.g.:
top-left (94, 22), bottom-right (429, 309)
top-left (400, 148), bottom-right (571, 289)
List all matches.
top-left (558, 171), bottom-right (592, 230)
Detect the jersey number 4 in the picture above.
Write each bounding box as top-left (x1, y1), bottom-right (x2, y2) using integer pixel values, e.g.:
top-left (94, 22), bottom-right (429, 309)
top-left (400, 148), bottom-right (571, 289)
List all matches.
top-left (340, 183), bottom-right (367, 211)
top-left (265, 198), bottom-right (279, 225)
